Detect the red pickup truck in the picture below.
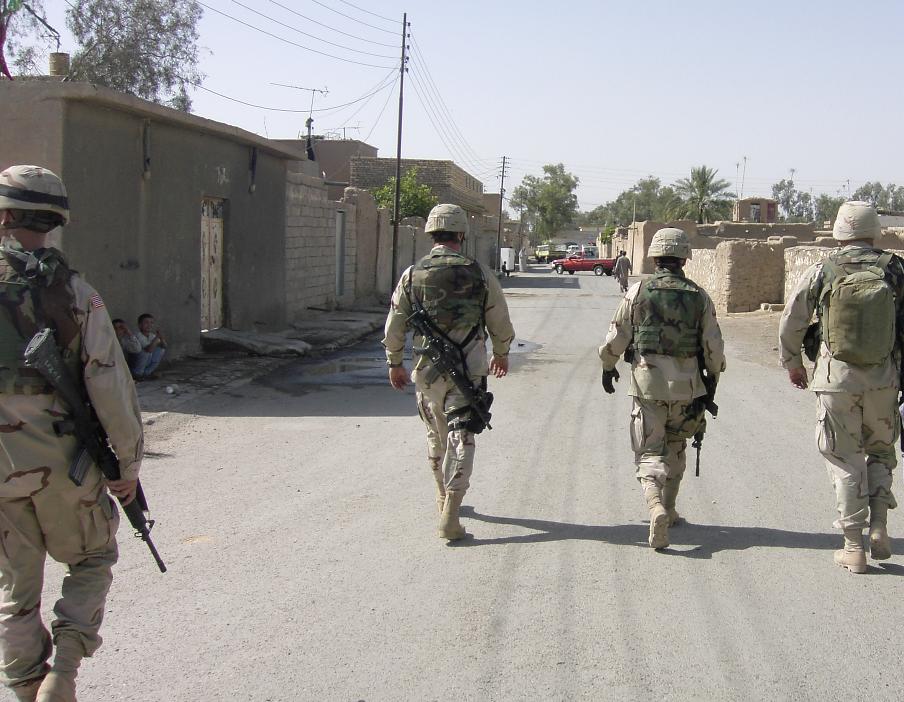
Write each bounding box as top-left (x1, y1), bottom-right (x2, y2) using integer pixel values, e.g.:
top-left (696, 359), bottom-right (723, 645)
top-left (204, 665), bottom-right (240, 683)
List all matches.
top-left (552, 254), bottom-right (616, 276)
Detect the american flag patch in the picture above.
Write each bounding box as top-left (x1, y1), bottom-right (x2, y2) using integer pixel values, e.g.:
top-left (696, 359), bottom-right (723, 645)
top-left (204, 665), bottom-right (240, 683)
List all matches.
top-left (90, 293), bottom-right (105, 310)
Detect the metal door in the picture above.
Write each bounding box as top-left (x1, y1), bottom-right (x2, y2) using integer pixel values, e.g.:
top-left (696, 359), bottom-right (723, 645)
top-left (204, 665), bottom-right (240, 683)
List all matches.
top-left (200, 198), bottom-right (224, 331)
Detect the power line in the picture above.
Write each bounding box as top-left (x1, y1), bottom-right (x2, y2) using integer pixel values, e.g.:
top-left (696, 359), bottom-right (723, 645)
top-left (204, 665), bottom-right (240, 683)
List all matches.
top-left (228, 0), bottom-right (395, 58)
top-left (408, 72), bottom-right (486, 176)
top-left (337, 0), bottom-right (396, 25)
top-left (198, 2), bottom-right (396, 68)
top-left (306, 0), bottom-right (397, 35)
top-left (191, 70), bottom-right (397, 113)
top-left (409, 35), bottom-right (491, 169)
top-left (364, 75), bottom-right (398, 142)
top-left (264, 0), bottom-right (396, 47)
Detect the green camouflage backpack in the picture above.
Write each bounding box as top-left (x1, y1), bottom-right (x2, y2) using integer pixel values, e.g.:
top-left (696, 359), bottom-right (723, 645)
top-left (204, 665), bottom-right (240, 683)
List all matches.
top-left (406, 249), bottom-right (487, 340)
top-left (632, 271), bottom-right (705, 358)
top-left (0, 247), bottom-right (82, 394)
top-left (818, 250), bottom-right (897, 366)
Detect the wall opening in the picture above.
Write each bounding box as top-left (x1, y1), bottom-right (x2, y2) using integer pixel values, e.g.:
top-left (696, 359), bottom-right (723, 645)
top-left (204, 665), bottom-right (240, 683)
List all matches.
top-left (201, 197), bottom-right (225, 332)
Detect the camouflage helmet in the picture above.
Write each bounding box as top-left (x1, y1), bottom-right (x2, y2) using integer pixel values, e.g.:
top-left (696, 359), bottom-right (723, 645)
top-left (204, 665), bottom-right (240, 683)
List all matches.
top-left (648, 227), bottom-right (692, 260)
top-left (425, 203), bottom-right (468, 235)
top-left (833, 200), bottom-right (880, 241)
top-left (0, 165), bottom-right (70, 231)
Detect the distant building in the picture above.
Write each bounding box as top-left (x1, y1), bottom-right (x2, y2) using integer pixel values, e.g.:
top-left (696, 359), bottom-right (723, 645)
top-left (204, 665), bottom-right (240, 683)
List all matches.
top-left (733, 197), bottom-right (778, 223)
top-left (349, 157), bottom-right (485, 217)
top-left (276, 137), bottom-right (378, 201)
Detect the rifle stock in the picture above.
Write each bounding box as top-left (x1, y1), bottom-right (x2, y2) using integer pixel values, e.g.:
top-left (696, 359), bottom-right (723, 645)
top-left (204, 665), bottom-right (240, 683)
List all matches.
top-left (23, 328), bottom-right (166, 573)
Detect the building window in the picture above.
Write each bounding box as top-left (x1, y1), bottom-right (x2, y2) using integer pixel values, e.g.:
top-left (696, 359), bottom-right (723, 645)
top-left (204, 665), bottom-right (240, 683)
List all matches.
top-left (750, 203), bottom-right (761, 223)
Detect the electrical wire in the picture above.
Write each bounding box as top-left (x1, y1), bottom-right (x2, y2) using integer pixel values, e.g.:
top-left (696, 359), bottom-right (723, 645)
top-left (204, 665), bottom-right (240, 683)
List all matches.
top-left (313, 65), bottom-right (398, 119)
top-left (306, 0), bottom-right (397, 35)
top-left (198, 2), bottom-right (396, 68)
top-left (407, 71), bottom-right (479, 171)
top-left (190, 70), bottom-right (397, 113)
top-left (363, 76), bottom-right (398, 142)
top-left (337, 0), bottom-right (397, 25)
top-left (264, 0), bottom-right (396, 47)
top-left (228, 0), bottom-right (395, 58)
top-left (409, 35), bottom-right (492, 169)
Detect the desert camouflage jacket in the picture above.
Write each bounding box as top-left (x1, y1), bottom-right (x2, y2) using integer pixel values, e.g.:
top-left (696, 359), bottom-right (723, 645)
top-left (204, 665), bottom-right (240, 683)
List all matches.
top-left (383, 245), bottom-right (515, 379)
top-left (599, 268), bottom-right (725, 401)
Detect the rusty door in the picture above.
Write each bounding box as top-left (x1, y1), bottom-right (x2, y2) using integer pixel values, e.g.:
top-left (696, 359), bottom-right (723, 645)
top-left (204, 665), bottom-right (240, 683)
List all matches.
top-left (200, 198), bottom-right (224, 331)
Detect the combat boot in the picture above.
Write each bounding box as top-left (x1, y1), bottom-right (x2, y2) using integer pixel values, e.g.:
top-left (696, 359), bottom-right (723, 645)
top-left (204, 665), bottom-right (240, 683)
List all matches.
top-left (642, 482), bottom-right (669, 550)
top-left (868, 501), bottom-right (891, 561)
top-left (11, 677), bottom-right (44, 702)
top-left (438, 490), bottom-right (467, 541)
top-left (833, 528), bottom-right (867, 574)
top-left (432, 473), bottom-right (446, 515)
top-left (36, 636), bottom-right (82, 702)
top-left (662, 477), bottom-right (682, 527)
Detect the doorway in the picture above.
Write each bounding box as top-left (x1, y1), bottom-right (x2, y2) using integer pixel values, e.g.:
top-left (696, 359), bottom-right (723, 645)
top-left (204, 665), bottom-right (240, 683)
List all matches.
top-left (200, 198), bottom-right (224, 331)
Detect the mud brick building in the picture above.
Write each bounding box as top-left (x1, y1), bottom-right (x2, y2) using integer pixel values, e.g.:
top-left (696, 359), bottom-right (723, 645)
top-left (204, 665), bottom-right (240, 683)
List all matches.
top-left (349, 157), bottom-right (486, 217)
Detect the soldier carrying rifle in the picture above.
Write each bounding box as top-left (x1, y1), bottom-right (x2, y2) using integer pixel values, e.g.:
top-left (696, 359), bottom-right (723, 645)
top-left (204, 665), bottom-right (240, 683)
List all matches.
top-left (0, 166), bottom-right (147, 701)
top-left (383, 204), bottom-right (515, 541)
top-left (599, 228), bottom-right (725, 550)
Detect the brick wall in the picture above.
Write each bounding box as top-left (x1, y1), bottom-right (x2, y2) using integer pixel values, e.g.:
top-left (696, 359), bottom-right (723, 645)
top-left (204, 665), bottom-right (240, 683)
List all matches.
top-left (285, 168), bottom-right (357, 318)
top-left (349, 157), bottom-right (485, 215)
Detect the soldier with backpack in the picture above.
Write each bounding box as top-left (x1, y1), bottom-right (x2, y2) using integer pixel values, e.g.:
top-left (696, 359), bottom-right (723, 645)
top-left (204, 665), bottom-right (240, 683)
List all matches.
top-left (383, 204), bottom-right (515, 541)
top-left (779, 201), bottom-right (904, 573)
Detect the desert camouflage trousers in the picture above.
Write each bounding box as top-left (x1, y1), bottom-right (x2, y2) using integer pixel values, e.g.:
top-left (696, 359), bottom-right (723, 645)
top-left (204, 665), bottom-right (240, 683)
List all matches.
top-left (630, 397), bottom-right (703, 485)
top-left (0, 394), bottom-right (119, 688)
top-left (815, 389), bottom-right (899, 530)
top-left (414, 371), bottom-right (478, 495)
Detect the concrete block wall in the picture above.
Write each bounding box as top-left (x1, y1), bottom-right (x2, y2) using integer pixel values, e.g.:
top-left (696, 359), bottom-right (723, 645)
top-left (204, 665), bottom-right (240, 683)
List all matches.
top-left (285, 170), bottom-right (357, 318)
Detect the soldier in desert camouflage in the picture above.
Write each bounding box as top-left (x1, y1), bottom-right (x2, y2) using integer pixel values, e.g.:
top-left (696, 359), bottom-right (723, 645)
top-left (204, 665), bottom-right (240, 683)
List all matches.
top-left (0, 165), bottom-right (144, 702)
top-left (383, 204), bottom-right (514, 541)
top-left (779, 201), bottom-right (904, 573)
top-left (599, 227), bottom-right (725, 550)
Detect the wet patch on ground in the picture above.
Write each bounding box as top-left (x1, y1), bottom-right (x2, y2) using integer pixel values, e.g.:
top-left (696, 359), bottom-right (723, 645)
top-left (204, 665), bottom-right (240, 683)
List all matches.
top-left (253, 336), bottom-right (542, 394)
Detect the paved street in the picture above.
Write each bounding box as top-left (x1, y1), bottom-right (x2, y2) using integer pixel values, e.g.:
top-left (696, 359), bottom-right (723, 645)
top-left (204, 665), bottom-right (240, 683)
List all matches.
top-left (50, 266), bottom-right (904, 701)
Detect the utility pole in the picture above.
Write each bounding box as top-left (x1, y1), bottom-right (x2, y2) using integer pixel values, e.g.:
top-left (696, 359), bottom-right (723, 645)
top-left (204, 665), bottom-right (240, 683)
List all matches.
top-left (390, 12), bottom-right (409, 283)
top-left (496, 156), bottom-right (508, 272)
top-left (740, 156), bottom-right (748, 200)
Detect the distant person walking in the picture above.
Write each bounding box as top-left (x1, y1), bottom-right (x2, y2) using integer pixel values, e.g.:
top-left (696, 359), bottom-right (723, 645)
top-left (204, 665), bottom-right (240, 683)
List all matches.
top-left (614, 250), bottom-right (632, 293)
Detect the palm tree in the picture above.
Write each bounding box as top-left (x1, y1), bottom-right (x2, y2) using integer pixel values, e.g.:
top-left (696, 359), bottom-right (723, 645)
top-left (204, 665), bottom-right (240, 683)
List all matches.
top-left (672, 166), bottom-right (734, 224)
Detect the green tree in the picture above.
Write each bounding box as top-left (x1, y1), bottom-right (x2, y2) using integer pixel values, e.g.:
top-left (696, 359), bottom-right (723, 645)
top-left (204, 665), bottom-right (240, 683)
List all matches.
top-left (0, 0), bottom-right (56, 78)
top-left (771, 178), bottom-right (814, 222)
top-left (510, 164), bottom-right (580, 241)
top-left (814, 193), bottom-right (846, 225)
top-left (372, 167), bottom-right (438, 220)
top-left (66, 0), bottom-right (203, 111)
top-left (852, 182), bottom-right (904, 211)
top-left (672, 165), bottom-right (733, 224)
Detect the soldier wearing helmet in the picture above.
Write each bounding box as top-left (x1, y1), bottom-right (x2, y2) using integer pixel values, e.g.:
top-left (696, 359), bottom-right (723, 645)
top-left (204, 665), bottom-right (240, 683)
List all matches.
top-left (598, 227), bottom-right (725, 550)
top-left (779, 201), bottom-right (904, 573)
top-left (383, 203), bottom-right (514, 541)
top-left (0, 165), bottom-right (143, 700)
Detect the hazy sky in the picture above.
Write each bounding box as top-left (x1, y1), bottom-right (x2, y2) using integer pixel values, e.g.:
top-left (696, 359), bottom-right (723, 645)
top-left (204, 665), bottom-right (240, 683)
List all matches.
top-left (40, 0), bottom-right (903, 211)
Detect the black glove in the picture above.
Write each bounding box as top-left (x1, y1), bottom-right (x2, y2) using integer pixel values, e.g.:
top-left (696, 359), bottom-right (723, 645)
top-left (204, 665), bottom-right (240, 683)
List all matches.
top-left (602, 368), bottom-right (620, 394)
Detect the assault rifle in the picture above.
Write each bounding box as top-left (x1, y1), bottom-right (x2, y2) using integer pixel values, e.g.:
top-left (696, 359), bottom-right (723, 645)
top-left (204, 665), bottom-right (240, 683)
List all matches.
top-left (406, 302), bottom-right (493, 433)
top-left (691, 352), bottom-right (719, 478)
top-left (24, 328), bottom-right (166, 573)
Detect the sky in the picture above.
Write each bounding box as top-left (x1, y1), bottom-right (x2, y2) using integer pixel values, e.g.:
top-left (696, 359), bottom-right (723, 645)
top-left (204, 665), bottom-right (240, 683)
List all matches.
top-left (35, 0), bottom-right (904, 213)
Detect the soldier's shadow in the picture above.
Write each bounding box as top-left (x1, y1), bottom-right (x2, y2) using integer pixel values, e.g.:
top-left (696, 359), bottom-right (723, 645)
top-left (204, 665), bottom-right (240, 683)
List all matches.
top-left (457, 506), bottom-right (904, 575)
